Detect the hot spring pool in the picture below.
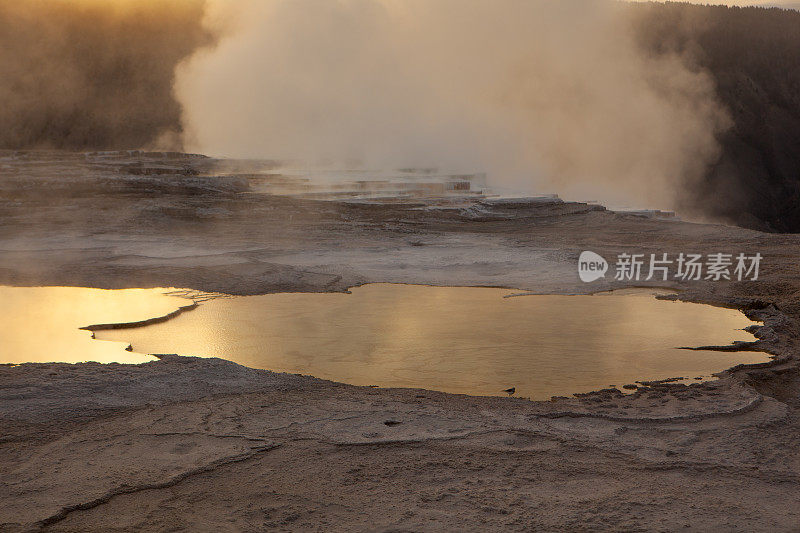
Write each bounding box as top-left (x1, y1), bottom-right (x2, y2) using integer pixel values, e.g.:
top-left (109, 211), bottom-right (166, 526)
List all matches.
top-left (0, 284), bottom-right (771, 399)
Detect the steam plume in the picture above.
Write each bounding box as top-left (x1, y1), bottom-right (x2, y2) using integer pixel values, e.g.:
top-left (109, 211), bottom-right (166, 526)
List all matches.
top-left (177, 0), bottom-right (730, 209)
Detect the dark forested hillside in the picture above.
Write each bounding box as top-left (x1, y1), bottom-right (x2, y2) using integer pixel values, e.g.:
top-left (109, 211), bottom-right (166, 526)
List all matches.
top-left (631, 2), bottom-right (800, 232)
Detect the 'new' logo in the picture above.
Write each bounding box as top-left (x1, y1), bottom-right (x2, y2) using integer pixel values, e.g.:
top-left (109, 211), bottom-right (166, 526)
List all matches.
top-left (578, 251), bottom-right (607, 283)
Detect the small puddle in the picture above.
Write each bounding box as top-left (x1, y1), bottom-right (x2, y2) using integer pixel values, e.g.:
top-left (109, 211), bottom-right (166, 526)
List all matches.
top-left (0, 284), bottom-right (771, 399)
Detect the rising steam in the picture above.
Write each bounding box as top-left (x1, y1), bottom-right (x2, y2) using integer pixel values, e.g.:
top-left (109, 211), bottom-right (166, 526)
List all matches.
top-left (176, 0), bottom-right (731, 209)
top-left (0, 0), bottom-right (211, 150)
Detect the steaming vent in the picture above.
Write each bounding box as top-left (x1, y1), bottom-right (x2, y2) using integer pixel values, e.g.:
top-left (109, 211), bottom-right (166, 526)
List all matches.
top-left (224, 166), bottom-right (490, 203)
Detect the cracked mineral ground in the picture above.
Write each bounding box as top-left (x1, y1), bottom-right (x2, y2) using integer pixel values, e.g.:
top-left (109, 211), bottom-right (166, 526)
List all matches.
top-left (2, 152), bottom-right (800, 531)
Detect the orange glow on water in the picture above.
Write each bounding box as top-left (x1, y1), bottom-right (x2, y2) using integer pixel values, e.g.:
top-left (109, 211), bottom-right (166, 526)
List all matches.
top-left (97, 284), bottom-right (771, 398)
top-left (0, 286), bottom-right (187, 365)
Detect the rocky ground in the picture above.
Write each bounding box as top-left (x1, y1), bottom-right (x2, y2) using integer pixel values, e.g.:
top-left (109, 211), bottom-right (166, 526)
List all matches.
top-left (1, 151), bottom-right (800, 531)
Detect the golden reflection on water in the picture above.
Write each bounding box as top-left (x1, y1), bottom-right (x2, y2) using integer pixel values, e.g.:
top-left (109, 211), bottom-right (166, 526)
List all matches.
top-left (95, 284), bottom-right (771, 399)
top-left (0, 286), bottom-right (187, 364)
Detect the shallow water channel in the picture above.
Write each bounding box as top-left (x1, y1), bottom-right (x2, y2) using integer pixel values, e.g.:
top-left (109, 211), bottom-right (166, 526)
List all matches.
top-left (0, 284), bottom-right (771, 399)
